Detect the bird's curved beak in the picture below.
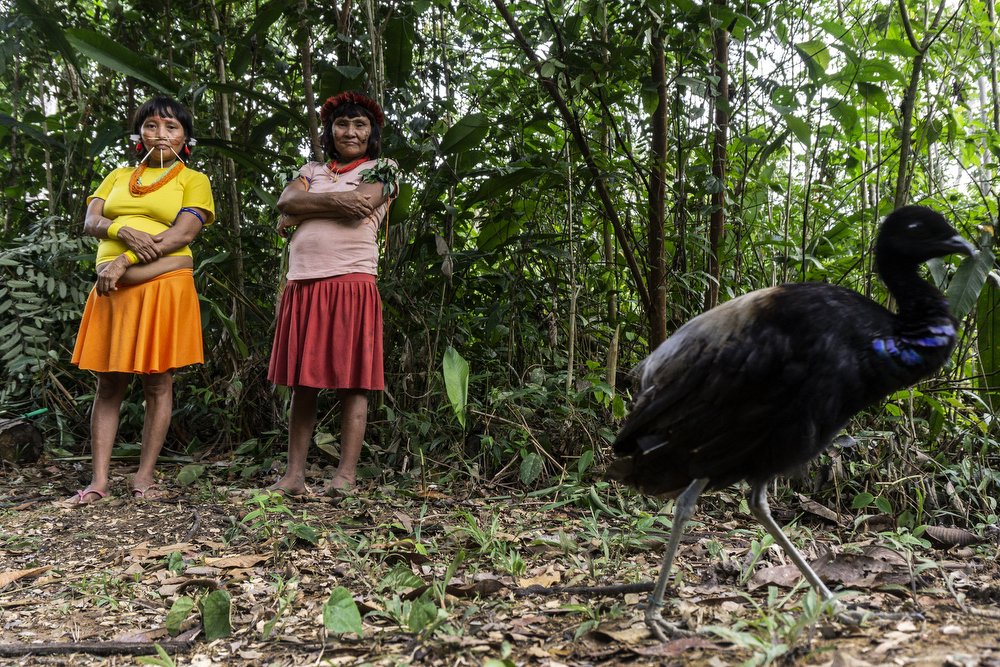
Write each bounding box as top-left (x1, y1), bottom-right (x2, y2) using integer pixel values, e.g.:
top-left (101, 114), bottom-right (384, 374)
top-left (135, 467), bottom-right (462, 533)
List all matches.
top-left (946, 235), bottom-right (977, 257)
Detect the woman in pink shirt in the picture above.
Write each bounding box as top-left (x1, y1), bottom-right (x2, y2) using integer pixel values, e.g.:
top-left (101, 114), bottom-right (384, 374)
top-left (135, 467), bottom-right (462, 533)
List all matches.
top-left (268, 91), bottom-right (397, 497)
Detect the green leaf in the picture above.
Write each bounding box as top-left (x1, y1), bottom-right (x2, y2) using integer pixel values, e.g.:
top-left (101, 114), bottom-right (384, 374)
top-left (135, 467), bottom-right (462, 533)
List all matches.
top-left (976, 278), bottom-right (1000, 409)
top-left (784, 115), bottom-right (812, 146)
top-left (519, 451), bottom-right (543, 485)
top-left (476, 216), bottom-right (525, 252)
top-left (384, 13), bottom-right (415, 86)
top-left (65, 29), bottom-right (175, 92)
top-left (794, 39), bottom-right (830, 78)
top-left (872, 38), bottom-right (919, 57)
top-left (176, 464), bottom-right (206, 487)
top-left (948, 245), bottom-right (993, 321)
top-left (442, 345), bottom-right (470, 427)
top-left (287, 521), bottom-right (319, 544)
top-left (851, 492), bottom-right (874, 509)
top-left (199, 590), bottom-right (232, 640)
top-left (439, 114), bottom-right (490, 155)
top-left (322, 587), bottom-right (364, 637)
top-left (406, 592), bottom-right (439, 633)
top-left (465, 167), bottom-right (549, 207)
top-left (378, 564), bottom-right (425, 591)
top-left (165, 596), bottom-right (195, 636)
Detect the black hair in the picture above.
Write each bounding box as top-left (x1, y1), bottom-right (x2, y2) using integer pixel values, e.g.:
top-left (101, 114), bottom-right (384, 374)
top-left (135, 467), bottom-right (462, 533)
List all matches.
top-left (321, 103), bottom-right (382, 161)
top-left (131, 96), bottom-right (195, 149)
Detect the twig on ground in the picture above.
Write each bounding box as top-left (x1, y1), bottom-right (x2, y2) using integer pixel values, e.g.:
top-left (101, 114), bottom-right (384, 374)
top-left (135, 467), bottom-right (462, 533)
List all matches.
top-left (0, 640), bottom-right (194, 657)
top-left (512, 581), bottom-right (654, 598)
top-left (182, 508), bottom-right (202, 542)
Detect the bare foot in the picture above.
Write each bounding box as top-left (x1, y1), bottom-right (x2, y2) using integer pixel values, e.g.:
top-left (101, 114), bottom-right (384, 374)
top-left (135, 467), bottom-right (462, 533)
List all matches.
top-left (267, 479), bottom-right (310, 497)
top-left (323, 475), bottom-right (355, 497)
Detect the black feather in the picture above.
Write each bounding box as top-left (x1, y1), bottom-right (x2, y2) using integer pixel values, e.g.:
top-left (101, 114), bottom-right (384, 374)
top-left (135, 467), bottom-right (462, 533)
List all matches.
top-left (610, 205), bottom-right (975, 496)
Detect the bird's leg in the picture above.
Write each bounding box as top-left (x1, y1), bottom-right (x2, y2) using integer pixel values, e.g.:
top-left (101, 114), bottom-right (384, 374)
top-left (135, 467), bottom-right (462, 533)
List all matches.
top-left (645, 477), bottom-right (710, 641)
top-left (746, 481), bottom-right (920, 626)
top-left (747, 481), bottom-right (835, 599)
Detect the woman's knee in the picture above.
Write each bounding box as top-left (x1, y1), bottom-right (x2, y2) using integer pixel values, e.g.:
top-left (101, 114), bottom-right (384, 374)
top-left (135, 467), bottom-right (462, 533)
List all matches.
top-left (95, 373), bottom-right (129, 400)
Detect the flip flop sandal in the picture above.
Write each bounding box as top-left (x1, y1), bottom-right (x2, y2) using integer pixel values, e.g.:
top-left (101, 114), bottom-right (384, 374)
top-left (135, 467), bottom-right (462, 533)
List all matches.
top-left (69, 487), bottom-right (110, 506)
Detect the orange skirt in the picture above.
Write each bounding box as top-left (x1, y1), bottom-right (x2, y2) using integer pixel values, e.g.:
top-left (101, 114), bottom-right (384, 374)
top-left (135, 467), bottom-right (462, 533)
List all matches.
top-left (72, 269), bottom-right (204, 374)
top-left (268, 273), bottom-right (384, 390)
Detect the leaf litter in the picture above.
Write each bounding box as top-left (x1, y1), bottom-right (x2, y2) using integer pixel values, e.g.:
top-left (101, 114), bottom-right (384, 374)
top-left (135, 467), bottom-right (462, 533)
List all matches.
top-left (0, 459), bottom-right (998, 665)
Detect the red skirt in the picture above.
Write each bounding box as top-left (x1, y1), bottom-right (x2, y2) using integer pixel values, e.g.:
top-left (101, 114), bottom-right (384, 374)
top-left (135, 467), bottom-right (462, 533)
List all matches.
top-left (268, 273), bottom-right (384, 390)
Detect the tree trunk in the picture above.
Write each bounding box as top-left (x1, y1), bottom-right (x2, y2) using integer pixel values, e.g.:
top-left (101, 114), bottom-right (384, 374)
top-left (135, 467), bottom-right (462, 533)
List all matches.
top-left (648, 33), bottom-right (668, 347)
top-left (209, 1), bottom-right (246, 328)
top-left (298, 0), bottom-right (323, 162)
top-left (707, 0), bottom-right (730, 309)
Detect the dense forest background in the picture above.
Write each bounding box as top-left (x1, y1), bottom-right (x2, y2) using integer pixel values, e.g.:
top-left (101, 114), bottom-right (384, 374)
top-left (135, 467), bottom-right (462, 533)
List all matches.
top-left (1, 0), bottom-right (999, 525)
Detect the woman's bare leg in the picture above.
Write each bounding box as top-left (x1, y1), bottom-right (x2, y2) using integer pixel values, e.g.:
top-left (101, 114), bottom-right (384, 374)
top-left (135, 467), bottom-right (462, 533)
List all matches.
top-left (269, 386), bottom-right (319, 495)
top-left (328, 389), bottom-right (367, 492)
top-left (130, 372), bottom-right (173, 495)
top-left (71, 372), bottom-right (129, 503)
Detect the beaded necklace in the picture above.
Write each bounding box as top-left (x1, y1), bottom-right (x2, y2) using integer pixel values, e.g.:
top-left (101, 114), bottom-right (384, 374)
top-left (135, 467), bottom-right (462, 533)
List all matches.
top-left (129, 161), bottom-right (185, 197)
top-left (326, 157), bottom-right (368, 182)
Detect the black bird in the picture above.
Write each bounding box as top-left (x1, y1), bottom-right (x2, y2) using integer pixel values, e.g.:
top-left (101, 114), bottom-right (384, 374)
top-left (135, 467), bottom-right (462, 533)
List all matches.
top-left (610, 205), bottom-right (975, 640)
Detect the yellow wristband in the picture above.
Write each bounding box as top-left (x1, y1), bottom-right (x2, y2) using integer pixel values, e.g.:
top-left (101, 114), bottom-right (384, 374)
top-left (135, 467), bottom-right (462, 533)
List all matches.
top-left (106, 221), bottom-right (125, 239)
top-left (123, 251), bottom-right (139, 265)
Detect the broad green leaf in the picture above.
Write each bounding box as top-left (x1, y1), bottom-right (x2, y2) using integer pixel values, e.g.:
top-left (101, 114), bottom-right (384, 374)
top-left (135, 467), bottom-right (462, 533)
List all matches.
top-left (442, 345), bottom-right (470, 427)
top-left (176, 464), bottom-right (205, 487)
top-left (378, 564), bottom-right (425, 591)
top-left (948, 245), bottom-right (993, 321)
top-left (199, 590), bottom-right (232, 640)
top-left (287, 522), bottom-right (319, 544)
top-left (851, 492), bottom-right (874, 509)
top-left (465, 168), bottom-right (550, 207)
top-left (977, 280), bottom-right (1000, 411)
top-left (476, 217), bottom-right (525, 252)
top-left (873, 38), bottom-right (919, 58)
top-left (794, 39), bottom-right (830, 78)
top-left (165, 596), bottom-right (195, 635)
top-left (406, 592), bottom-right (439, 633)
top-left (322, 587), bottom-right (363, 637)
top-left (384, 14), bottom-right (415, 86)
top-left (439, 114), bottom-right (490, 155)
top-left (65, 29), bottom-right (175, 92)
top-left (519, 451), bottom-right (543, 485)
top-left (785, 115), bottom-right (812, 146)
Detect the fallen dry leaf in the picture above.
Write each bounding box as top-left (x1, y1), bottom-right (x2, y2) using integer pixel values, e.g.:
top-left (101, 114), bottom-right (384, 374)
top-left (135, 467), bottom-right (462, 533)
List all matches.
top-left (0, 565), bottom-right (51, 589)
top-left (204, 553), bottom-right (271, 568)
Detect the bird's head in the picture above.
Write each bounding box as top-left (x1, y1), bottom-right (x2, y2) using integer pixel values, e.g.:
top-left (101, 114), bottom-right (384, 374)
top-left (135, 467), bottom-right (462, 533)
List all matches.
top-left (875, 205), bottom-right (976, 267)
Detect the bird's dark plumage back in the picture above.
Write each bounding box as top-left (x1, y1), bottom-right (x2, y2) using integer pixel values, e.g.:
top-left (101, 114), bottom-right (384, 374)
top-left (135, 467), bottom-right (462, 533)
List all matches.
top-left (610, 205), bottom-right (974, 497)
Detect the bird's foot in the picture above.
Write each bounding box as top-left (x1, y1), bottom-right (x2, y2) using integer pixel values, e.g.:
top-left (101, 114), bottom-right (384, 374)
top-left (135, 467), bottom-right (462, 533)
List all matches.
top-left (832, 601), bottom-right (923, 627)
top-left (645, 605), bottom-right (695, 641)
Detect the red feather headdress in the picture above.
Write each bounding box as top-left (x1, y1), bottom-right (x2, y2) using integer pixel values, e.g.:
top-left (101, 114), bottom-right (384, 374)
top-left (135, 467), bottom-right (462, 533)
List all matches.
top-left (320, 92), bottom-right (385, 128)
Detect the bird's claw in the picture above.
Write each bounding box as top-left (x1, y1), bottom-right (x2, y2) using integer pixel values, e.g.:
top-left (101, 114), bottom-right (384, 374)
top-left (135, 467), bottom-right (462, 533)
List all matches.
top-left (645, 606), bottom-right (695, 641)
top-left (832, 602), bottom-right (923, 627)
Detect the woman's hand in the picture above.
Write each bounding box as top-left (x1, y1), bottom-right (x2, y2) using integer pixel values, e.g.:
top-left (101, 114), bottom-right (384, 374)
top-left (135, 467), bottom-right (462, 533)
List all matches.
top-left (95, 255), bottom-right (131, 296)
top-left (117, 227), bottom-right (163, 263)
top-left (276, 213), bottom-right (302, 238)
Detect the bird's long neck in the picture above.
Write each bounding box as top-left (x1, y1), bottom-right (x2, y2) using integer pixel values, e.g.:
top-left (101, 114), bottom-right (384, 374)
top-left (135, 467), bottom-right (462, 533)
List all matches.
top-left (878, 259), bottom-right (955, 332)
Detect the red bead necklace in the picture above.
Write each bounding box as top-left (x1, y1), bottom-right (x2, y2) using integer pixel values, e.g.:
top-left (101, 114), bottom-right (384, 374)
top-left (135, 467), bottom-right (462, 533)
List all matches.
top-left (326, 157), bottom-right (368, 181)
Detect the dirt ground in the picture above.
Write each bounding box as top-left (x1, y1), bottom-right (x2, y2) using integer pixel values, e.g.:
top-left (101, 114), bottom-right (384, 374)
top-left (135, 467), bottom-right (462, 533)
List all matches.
top-left (2, 457), bottom-right (999, 666)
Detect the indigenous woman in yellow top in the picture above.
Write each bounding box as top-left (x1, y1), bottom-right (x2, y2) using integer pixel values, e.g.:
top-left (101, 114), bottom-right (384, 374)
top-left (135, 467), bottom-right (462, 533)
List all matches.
top-left (68, 96), bottom-right (215, 504)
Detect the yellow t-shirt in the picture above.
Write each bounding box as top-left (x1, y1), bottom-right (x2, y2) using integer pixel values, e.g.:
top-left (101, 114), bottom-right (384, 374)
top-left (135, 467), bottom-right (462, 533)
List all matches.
top-left (88, 165), bottom-right (216, 266)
